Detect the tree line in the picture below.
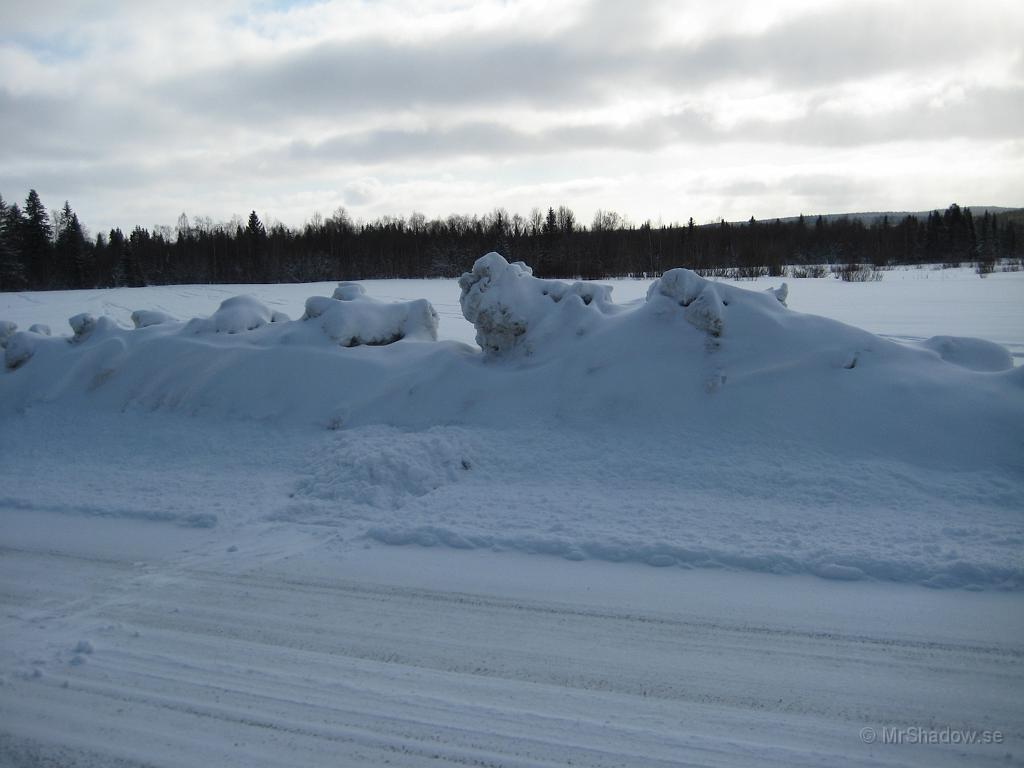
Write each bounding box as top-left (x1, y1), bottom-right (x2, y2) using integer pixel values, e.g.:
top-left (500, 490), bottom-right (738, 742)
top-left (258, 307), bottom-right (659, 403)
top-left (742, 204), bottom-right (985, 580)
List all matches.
top-left (0, 190), bottom-right (1019, 291)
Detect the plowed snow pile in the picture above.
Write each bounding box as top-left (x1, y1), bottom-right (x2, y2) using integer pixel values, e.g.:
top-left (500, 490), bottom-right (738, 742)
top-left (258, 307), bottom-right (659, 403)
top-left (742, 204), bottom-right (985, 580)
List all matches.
top-left (2, 253), bottom-right (1022, 588)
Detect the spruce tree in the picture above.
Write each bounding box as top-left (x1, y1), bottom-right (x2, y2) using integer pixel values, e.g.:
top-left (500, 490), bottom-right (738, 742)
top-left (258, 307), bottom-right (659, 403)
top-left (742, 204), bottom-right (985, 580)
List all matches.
top-left (0, 195), bottom-right (27, 290)
top-left (22, 189), bottom-right (53, 288)
top-left (55, 201), bottom-right (90, 288)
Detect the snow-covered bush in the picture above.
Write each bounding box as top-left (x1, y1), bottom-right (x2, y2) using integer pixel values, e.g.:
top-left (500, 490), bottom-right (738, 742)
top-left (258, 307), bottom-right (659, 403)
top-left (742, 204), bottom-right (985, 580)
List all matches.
top-left (788, 264), bottom-right (829, 279)
top-left (833, 263), bottom-right (882, 282)
top-left (303, 282), bottom-right (438, 346)
top-left (28, 324), bottom-right (51, 336)
top-left (459, 252), bottom-right (616, 355)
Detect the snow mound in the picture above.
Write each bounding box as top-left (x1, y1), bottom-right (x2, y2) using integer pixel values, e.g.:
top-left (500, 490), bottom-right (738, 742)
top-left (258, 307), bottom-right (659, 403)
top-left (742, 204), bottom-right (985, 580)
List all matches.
top-left (3, 323), bottom-right (57, 369)
top-left (131, 310), bottom-right (176, 329)
top-left (303, 283), bottom-right (438, 346)
top-left (920, 335), bottom-right (1013, 372)
top-left (4, 332), bottom-right (36, 369)
top-left (459, 252), bottom-right (617, 355)
top-left (645, 267), bottom-right (792, 342)
top-left (292, 426), bottom-right (474, 511)
top-left (185, 295), bottom-right (284, 334)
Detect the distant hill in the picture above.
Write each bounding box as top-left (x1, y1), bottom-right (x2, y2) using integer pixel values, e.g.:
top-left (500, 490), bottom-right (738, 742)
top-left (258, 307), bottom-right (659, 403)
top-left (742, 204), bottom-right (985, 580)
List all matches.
top-left (742, 206), bottom-right (1023, 226)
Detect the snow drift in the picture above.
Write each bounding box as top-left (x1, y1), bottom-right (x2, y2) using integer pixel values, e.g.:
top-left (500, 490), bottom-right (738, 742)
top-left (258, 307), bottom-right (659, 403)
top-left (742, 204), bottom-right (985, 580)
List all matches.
top-left (2, 254), bottom-right (1022, 589)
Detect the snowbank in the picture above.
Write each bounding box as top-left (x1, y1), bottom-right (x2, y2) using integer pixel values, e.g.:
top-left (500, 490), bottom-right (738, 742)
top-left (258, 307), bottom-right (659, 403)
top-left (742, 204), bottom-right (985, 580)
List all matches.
top-left (2, 255), bottom-right (1022, 589)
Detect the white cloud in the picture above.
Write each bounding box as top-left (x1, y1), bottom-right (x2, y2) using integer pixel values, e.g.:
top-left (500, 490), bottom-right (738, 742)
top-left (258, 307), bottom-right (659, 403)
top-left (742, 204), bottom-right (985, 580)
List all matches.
top-left (1, 0), bottom-right (1022, 233)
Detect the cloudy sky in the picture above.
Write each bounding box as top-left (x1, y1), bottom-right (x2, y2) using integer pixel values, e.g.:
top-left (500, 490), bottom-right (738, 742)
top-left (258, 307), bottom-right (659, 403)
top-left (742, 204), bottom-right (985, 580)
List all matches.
top-left (1, 0), bottom-right (1022, 234)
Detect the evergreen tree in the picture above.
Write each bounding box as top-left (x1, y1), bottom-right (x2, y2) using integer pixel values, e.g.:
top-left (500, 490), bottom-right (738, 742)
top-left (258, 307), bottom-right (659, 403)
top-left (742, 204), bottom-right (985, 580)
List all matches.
top-left (246, 210), bottom-right (266, 237)
top-left (22, 189), bottom-right (53, 288)
top-left (244, 211), bottom-right (267, 280)
top-left (55, 201), bottom-right (90, 288)
top-left (0, 195), bottom-right (27, 290)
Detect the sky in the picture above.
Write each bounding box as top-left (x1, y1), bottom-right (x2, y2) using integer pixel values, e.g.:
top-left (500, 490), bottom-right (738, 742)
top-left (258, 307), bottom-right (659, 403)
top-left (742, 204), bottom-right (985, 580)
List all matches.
top-left (1, 0), bottom-right (1022, 235)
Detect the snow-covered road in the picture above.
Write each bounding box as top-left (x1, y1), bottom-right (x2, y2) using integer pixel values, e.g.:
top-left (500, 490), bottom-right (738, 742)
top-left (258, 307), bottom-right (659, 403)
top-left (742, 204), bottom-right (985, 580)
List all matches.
top-left (2, 510), bottom-right (1021, 767)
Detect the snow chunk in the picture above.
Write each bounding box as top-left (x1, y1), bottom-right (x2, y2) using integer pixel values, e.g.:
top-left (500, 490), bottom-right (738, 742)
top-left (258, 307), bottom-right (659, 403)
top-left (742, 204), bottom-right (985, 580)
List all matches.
top-left (0, 321), bottom-right (17, 348)
top-left (647, 269), bottom-right (726, 337)
top-left (647, 268), bottom-right (707, 307)
top-left (28, 324), bottom-right (51, 336)
top-left (4, 331), bottom-right (36, 369)
top-left (188, 295), bottom-right (274, 334)
top-left (768, 283), bottom-right (789, 306)
top-left (69, 313), bottom-right (97, 340)
top-left (70, 314), bottom-right (120, 343)
top-left (921, 336), bottom-right (1013, 372)
top-left (332, 282), bottom-right (366, 301)
top-left (303, 284), bottom-right (438, 347)
top-left (459, 252), bottom-right (616, 355)
top-left (131, 310), bottom-right (175, 329)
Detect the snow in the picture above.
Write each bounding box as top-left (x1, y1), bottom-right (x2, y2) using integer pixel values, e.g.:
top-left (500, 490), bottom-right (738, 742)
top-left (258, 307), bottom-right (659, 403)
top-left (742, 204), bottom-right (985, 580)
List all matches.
top-left (185, 294), bottom-right (280, 334)
top-left (130, 309), bottom-right (175, 329)
top-left (303, 282), bottom-right (438, 346)
top-left (1, 257), bottom-right (1022, 766)
top-left (1, 256), bottom-right (1021, 589)
top-left (921, 335), bottom-right (1013, 372)
top-left (1, 513), bottom-right (1021, 767)
top-left (3, 331), bottom-right (37, 369)
top-left (69, 312), bottom-right (98, 339)
top-left (2, 266), bottom-right (1022, 359)
top-left (459, 253), bottom-right (618, 354)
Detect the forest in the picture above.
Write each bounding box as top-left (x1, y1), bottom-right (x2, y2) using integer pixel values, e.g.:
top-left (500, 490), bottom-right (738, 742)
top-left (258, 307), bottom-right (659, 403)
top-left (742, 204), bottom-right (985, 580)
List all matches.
top-left (0, 190), bottom-right (1019, 291)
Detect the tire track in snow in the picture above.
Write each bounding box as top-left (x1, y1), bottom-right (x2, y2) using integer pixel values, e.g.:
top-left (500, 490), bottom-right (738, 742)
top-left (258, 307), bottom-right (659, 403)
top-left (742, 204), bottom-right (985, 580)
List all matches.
top-left (2, 546), bottom-right (1021, 766)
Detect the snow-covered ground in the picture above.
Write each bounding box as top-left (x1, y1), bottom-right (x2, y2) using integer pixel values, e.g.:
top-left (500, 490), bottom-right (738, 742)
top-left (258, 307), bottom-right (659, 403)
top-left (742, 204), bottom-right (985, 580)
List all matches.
top-left (1, 260), bottom-right (1022, 766)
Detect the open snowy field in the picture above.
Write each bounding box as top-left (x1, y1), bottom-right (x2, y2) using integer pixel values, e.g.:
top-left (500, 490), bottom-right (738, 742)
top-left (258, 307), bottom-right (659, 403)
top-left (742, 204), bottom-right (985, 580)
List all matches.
top-left (1, 259), bottom-right (1022, 766)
